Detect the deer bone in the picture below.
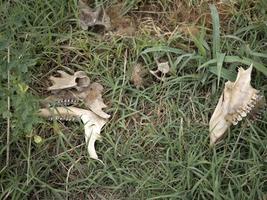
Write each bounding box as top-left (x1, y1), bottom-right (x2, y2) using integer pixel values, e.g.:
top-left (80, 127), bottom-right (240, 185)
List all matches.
top-left (209, 65), bottom-right (264, 145)
top-left (38, 106), bottom-right (107, 161)
top-left (44, 81), bottom-right (110, 119)
top-left (48, 70), bottom-right (90, 92)
top-left (78, 0), bottom-right (111, 31)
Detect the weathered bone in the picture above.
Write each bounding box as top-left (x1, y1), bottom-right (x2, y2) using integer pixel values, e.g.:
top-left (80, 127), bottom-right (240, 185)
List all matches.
top-left (209, 65), bottom-right (263, 145)
top-left (44, 81), bottom-right (110, 119)
top-left (48, 70), bottom-right (90, 91)
top-left (78, 0), bottom-right (111, 31)
top-left (41, 90), bottom-right (80, 108)
top-left (80, 82), bottom-right (111, 119)
top-left (149, 61), bottom-right (170, 81)
top-left (41, 69), bottom-right (110, 160)
top-left (38, 106), bottom-right (107, 161)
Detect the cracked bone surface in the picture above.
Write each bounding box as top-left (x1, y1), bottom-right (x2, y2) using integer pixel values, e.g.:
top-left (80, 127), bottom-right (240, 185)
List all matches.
top-left (209, 65), bottom-right (262, 145)
top-left (48, 70), bottom-right (90, 91)
top-left (39, 107), bottom-right (107, 160)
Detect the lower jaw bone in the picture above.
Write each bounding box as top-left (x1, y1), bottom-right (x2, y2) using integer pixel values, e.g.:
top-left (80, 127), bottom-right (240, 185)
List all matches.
top-left (38, 106), bottom-right (107, 161)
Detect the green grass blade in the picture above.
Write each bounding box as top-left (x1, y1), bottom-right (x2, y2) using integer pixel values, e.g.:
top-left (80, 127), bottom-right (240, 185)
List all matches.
top-left (209, 66), bottom-right (236, 81)
top-left (141, 46), bottom-right (184, 55)
top-left (189, 31), bottom-right (207, 57)
top-left (199, 56), bottom-right (267, 77)
top-left (224, 56), bottom-right (267, 76)
top-left (216, 52), bottom-right (226, 85)
top-left (210, 4), bottom-right (221, 58)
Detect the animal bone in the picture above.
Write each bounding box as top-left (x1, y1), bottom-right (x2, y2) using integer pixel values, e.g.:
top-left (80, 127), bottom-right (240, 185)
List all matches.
top-left (78, 0), bottom-right (111, 31)
top-left (45, 79), bottom-right (110, 118)
top-left (39, 106), bottom-right (108, 161)
top-left (149, 61), bottom-right (170, 81)
top-left (40, 90), bottom-right (80, 108)
top-left (48, 70), bottom-right (90, 91)
top-left (41, 69), bottom-right (110, 160)
top-left (81, 82), bottom-right (111, 119)
top-left (209, 65), bottom-right (264, 145)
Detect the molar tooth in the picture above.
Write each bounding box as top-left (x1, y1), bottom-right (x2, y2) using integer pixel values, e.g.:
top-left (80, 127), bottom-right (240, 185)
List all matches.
top-left (232, 119), bottom-right (238, 125)
top-left (236, 114), bottom-right (242, 121)
top-left (252, 94), bottom-right (258, 100)
top-left (245, 106), bottom-right (252, 112)
top-left (238, 109), bottom-right (247, 117)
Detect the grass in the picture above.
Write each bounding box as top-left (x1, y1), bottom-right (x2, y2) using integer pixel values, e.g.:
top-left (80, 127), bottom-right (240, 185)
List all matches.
top-left (0, 0), bottom-right (267, 199)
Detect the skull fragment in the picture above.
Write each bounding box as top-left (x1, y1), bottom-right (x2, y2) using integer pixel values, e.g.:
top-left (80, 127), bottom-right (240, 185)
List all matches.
top-left (209, 65), bottom-right (265, 145)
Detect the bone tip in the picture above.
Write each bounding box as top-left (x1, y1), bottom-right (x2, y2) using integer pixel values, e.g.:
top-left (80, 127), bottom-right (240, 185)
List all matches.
top-left (209, 137), bottom-right (217, 147)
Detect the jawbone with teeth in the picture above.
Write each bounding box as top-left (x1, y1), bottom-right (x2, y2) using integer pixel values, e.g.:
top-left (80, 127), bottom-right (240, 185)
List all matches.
top-left (38, 107), bottom-right (107, 161)
top-left (39, 70), bottom-right (110, 161)
top-left (209, 65), bottom-right (264, 145)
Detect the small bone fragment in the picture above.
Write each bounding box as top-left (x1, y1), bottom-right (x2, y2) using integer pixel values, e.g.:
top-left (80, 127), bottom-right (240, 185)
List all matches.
top-left (149, 61), bottom-right (170, 81)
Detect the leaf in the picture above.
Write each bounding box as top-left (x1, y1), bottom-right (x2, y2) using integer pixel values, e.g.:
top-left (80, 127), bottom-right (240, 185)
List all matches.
top-left (141, 46), bottom-right (184, 55)
top-left (216, 53), bottom-right (226, 85)
top-left (210, 4), bottom-right (221, 57)
top-left (208, 66), bottom-right (236, 81)
top-left (34, 135), bottom-right (43, 144)
top-left (224, 56), bottom-right (267, 76)
top-left (188, 28), bottom-right (207, 57)
top-left (199, 56), bottom-right (267, 78)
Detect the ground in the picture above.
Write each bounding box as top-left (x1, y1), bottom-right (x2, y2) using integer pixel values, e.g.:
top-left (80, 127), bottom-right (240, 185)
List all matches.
top-left (0, 0), bottom-right (267, 199)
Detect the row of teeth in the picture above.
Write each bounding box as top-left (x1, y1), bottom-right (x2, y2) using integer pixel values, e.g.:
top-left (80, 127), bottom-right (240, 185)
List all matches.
top-left (48, 99), bottom-right (79, 107)
top-left (232, 94), bottom-right (264, 125)
top-left (48, 116), bottom-right (77, 121)
top-left (57, 99), bottom-right (78, 104)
